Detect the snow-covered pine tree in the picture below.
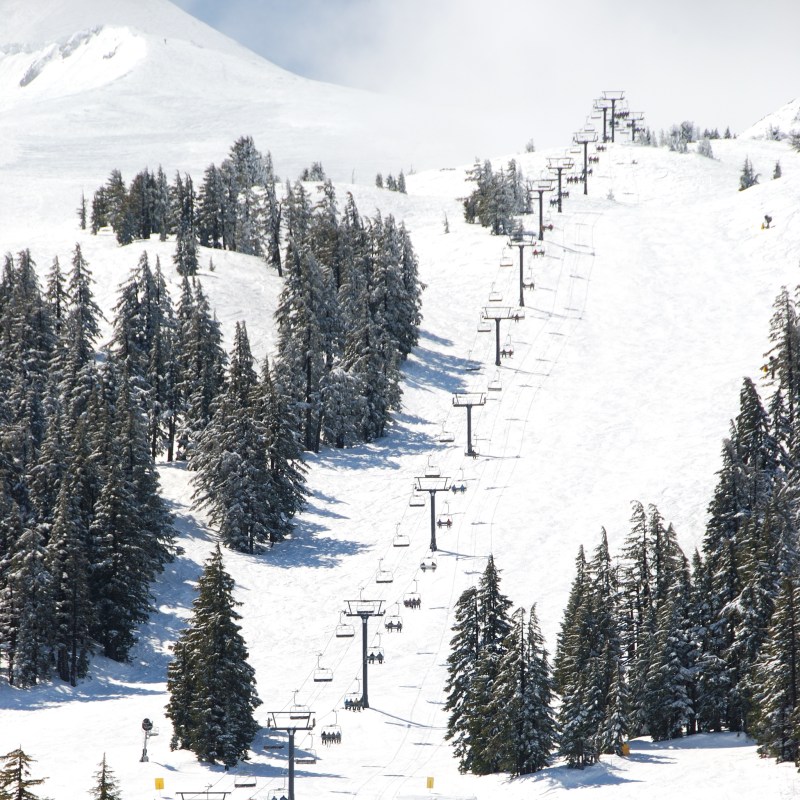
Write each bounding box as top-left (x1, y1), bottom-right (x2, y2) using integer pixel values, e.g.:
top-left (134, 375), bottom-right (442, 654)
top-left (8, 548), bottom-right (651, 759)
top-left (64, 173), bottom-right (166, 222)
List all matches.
top-left (191, 322), bottom-right (273, 552)
top-left (486, 606), bottom-right (555, 775)
top-left (46, 472), bottom-right (93, 685)
top-left (444, 586), bottom-right (481, 773)
top-left (57, 244), bottom-right (104, 423)
top-left (641, 570), bottom-right (695, 741)
top-left (468, 555), bottom-right (513, 774)
top-left (0, 522), bottom-right (53, 687)
top-left (0, 748), bottom-right (47, 800)
top-left (174, 279), bottom-right (227, 461)
top-left (274, 241), bottom-right (335, 452)
top-left (89, 754), bottom-right (122, 800)
top-left (750, 573), bottom-right (800, 762)
top-left (88, 457), bottom-right (155, 662)
top-left (739, 156), bottom-right (759, 190)
top-left (764, 287), bottom-right (800, 440)
top-left (166, 544), bottom-right (261, 767)
top-left (255, 359), bottom-right (308, 543)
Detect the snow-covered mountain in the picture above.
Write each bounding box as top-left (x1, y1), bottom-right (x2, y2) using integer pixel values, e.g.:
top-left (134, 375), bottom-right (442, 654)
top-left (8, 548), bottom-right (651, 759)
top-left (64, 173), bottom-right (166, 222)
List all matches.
top-left (2, 1), bottom-right (800, 798)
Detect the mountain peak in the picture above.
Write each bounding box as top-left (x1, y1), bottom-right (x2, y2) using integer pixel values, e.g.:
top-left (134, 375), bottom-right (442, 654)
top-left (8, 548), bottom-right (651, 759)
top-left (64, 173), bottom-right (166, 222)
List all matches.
top-left (0, 0), bottom-right (244, 56)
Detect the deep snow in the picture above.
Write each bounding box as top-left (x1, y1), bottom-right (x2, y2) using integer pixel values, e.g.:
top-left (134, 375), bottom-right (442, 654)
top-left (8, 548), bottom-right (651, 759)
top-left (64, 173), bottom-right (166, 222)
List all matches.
top-left (2, 1), bottom-right (800, 798)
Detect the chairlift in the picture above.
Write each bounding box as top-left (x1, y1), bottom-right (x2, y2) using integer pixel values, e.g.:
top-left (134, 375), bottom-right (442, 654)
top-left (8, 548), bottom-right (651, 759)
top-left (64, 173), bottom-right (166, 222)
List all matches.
top-left (233, 773), bottom-right (257, 789)
top-left (375, 558), bottom-right (394, 584)
top-left (420, 553), bottom-right (438, 572)
top-left (424, 455), bottom-right (441, 477)
top-left (335, 610), bottom-right (355, 639)
top-left (488, 372), bottom-right (502, 392)
top-left (295, 734), bottom-right (318, 765)
top-left (477, 314), bottom-right (492, 333)
top-left (344, 678), bottom-right (363, 711)
top-left (437, 500), bottom-right (453, 528)
top-left (321, 712), bottom-right (342, 746)
top-left (266, 778), bottom-right (288, 800)
top-left (523, 267), bottom-right (535, 290)
top-left (409, 489), bottom-right (426, 507)
top-left (393, 523), bottom-right (411, 548)
top-left (403, 579), bottom-right (422, 609)
top-left (488, 283), bottom-right (503, 303)
top-left (367, 633), bottom-right (385, 665)
top-left (290, 689), bottom-right (310, 720)
top-left (500, 334), bottom-right (514, 359)
top-left (464, 349), bottom-right (481, 371)
top-left (438, 422), bottom-right (455, 443)
top-left (384, 603), bottom-right (404, 633)
top-left (313, 653), bottom-right (333, 683)
top-left (499, 248), bottom-right (514, 268)
top-left (450, 468), bottom-right (467, 494)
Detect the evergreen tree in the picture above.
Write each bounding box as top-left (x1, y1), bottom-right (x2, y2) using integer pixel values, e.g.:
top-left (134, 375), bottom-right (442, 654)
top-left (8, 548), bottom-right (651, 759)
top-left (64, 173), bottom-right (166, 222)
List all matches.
top-left (739, 157), bottom-right (759, 190)
top-left (444, 586), bottom-right (481, 772)
top-left (0, 748), bottom-right (47, 800)
top-left (750, 573), bottom-right (800, 762)
top-left (191, 322), bottom-right (274, 552)
top-left (166, 544), bottom-right (261, 767)
top-left (90, 755), bottom-right (122, 800)
top-left (0, 523), bottom-right (52, 687)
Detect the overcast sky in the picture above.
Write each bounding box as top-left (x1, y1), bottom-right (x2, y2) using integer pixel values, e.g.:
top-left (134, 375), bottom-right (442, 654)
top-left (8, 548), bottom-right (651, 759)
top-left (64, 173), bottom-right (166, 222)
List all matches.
top-left (172, 0), bottom-right (799, 162)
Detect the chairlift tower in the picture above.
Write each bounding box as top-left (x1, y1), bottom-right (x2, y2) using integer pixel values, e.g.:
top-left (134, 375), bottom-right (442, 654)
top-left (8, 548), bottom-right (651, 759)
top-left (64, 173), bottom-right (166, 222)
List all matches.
top-left (602, 90), bottom-right (625, 143)
top-left (531, 178), bottom-right (554, 241)
top-left (507, 230), bottom-right (535, 307)
top-left (627, 112), bottom-right (644, 142)
top-left (452, 393), bottom-right (486, 457)
top-left (593, 98), bottom-right (611, 143)
top-left (574, 129), bottom-right (598, 195)
top-left (266, 710), bottom-right (315, 800)
top-left (414, 475), bottom-right (451, 552)
top-left (482, 306), bottom-right (524, 365)
top-left (343, 598), bottom-right (385, 710)
top-left (547, 157), bottom-right (574, 213)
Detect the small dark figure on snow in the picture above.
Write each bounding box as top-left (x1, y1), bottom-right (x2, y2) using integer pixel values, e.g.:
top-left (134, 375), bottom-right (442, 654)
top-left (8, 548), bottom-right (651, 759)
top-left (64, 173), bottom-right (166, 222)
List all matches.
top-left (763, 214), bottom-right (773, 229)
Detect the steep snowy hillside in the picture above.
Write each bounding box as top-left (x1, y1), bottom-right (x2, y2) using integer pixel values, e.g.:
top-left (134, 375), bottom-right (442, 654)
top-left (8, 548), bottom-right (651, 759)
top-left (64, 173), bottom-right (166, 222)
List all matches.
top-left (0, 0), bottom-right (430, 251)
top-left (3, 2), bottom-right (800, 799)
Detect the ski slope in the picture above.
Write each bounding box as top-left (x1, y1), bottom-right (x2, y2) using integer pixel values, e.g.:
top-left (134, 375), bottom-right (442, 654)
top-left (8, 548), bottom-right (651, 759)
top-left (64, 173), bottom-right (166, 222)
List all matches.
top-left (2, 1), bottom-right (800, 798)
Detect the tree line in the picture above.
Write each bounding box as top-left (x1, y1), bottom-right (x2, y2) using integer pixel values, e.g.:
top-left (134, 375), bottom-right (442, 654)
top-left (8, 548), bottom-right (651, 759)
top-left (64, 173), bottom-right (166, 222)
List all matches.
top-left (444, 282), bottom-right (800, 774)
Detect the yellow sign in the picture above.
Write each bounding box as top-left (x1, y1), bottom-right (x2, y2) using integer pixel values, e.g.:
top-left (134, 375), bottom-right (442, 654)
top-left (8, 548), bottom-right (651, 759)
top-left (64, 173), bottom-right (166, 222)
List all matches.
top-left (426, 776), bottom-right (434, 789)
top-left (155, 778), bottom-right (165, 790)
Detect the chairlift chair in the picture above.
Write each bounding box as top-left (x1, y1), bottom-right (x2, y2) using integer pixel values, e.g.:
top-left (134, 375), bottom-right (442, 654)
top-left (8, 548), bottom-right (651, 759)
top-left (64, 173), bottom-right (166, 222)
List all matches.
top-left (500, 335), bottom-right (514, 359)
top-left (488, 372), bottom-right (502, 392)
top-left (321, 713), bottom-right (343, 746)
top-left (450, 468), bottom-right (467, 494)
top-left (409, 489), bottom-right (426, 507)
top-left (393, 525), bottom-right (411, 548)
top-left (420, 553), bottom-right (438, 572)
top-left (424, 455), bottom-right (441, 477)
top-left (464, 349), bottom-right (482, 371)
top-left (488, 283), bottom-right (503, 303)
top-left (477, 314), bottom-right (492, 333)
top-left (344, 679), bottom-right (363, 711)
top-left (436, 500), bottom-right (453, 528)
top-left (375, 558), bottom-right (394, 584)
top-left (289, 689), bottom-right (310, 720)
top-left (295, 735), bottom-right (318, 765)
top-left (384, 604), bottom-right (404, 633)
top-left (335, 611), bottom-right (355, 638)
top-left (313, 653), bottom-right (333, 683)
top-left (499, 248), bottom-right (514, 267)
top-left (403, 580), bottom-right (421, 609)
top-left (523, 267), bottom-right (535, 290)
top-left (438, 423), bottom-right (455, 443)
top-left (367, 633), bottom-right (385, 665)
